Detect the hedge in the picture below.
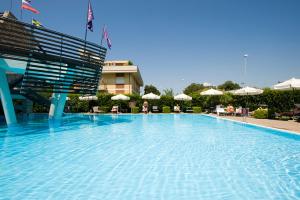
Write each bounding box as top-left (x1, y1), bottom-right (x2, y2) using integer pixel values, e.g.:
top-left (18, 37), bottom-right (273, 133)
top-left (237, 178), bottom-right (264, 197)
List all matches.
top-left (162, 106), bottom-right (171, 113)
top-left (192, 107), bottom-right (202, 113)
top-left (30, 89), bottom-right (300, 118)
top-left (99, 106), bottom-right (110, 113)
top-left (253, 108), bottom-right (268, 119)
top-left (131, 107), bottom-right (139, 113)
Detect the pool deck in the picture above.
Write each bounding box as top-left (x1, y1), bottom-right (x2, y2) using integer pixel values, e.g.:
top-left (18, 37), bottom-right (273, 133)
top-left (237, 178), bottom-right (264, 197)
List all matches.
top-left (210, 114), bottom-right (300, 134)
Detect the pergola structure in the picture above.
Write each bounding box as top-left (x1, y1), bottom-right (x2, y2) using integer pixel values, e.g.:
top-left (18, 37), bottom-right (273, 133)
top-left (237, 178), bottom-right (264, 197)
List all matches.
top-left (0, 11), bottom-right (106, 125)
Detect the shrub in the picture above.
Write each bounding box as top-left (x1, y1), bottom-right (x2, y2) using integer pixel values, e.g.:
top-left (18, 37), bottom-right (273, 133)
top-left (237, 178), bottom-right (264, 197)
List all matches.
top-left (267, 108), bottom-right (276, 119)
top-left (30, 87), bottom-right (300, 115)
top-left (159, 95), bottom-right (174, 108)
top-left (253, 108), bottom-right (268, 119)
top-left (97, 93), bottom-right (113, 108)
top-left (162, 106), bottom-right (171, 113)
top-left (192, 107), bottom-right (202, 113)
top-left (77, 101), bottom-right (89, 112)
top-left (131, 107), bottom-right (139, 113)
top-left (99, 106), bottom-right (110, 113)
top-left (128, 93), bottom-right (143, 109)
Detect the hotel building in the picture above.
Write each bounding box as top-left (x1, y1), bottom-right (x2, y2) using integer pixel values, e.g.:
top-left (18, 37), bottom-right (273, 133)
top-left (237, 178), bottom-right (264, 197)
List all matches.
top-left (98, 60), bottom-right (144, 94)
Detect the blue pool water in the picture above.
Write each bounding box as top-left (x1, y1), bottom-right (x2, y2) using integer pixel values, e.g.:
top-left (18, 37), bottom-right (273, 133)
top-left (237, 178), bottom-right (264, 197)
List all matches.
top-left (1, 114), bottom-right (300, 200)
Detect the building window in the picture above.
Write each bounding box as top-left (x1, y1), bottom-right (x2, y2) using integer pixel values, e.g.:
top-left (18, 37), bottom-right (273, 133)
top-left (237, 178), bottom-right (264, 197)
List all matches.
top-left (116, 77), bottom-right (124, 84)
top-left (116, 73), bottom-right (125, 84)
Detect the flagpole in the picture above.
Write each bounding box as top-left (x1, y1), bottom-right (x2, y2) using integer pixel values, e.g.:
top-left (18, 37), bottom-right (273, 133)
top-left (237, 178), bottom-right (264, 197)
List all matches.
top-left (10, 0), bottom-right (13, 11)
top-left (20, 8), bottom-right (23, 21)
top-left (84, 0), bottom-right (90, 42)
top-left (100, 24), bottom-right (105, 46)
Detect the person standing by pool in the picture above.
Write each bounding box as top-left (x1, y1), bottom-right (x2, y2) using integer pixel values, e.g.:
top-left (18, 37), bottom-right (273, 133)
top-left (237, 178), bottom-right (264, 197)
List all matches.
top-left (142, 101), bottom-right (148, 114)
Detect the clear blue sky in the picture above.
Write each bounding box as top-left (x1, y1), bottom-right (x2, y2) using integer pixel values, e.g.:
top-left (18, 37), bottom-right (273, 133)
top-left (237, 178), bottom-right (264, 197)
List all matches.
top-left (2, 0), bottom-right (300, 93)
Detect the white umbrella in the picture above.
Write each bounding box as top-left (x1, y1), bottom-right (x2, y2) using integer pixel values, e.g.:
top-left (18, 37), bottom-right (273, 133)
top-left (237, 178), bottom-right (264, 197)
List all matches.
top-left (79, 95), bottom-right (98, 101)
top-left (111, 94), bottom-right (130, 113)
top-left (233, 86), bottom-right (263, 96)
top-left (201, 88), bottom-right (223, 96)
top-left (233, 86), bottom-right (263, 117)
top-left (227, 90), bottom-right (237, 94)
top-left (174, 93), bottom-right (192, 101)
top-left (273, 78), bottom-right (300, 91)
top-left (273, 78), bottom-right (300, 118)
top-left (142, 92), bottom-right (160, 100)
top-left (111, 94), bottom-right (130, 101)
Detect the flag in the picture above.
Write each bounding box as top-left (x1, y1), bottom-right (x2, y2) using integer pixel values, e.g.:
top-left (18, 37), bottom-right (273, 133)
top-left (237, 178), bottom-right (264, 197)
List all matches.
top-left (32, 18), bottom-right (43, 27)
top-left (102, 26), bottom-right (112, 49)
top-left (22, 0), bottom-right (40, 14)
top-left (87, 1), bottom-right (94, 32)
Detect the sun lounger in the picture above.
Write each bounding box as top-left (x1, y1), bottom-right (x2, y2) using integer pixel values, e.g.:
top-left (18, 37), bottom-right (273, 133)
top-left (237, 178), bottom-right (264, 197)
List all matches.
top-left (216, 108), bottom-right (226, 116)
top-left (226, 105), bottom-right (235, 116)
top-left (152, 106), bottom-right (159, 112)
top-left (215, 105), bottom-right (226, 116)
top-left (241, 108), bottom-right (249, 117)
top-left (276, 104), bottom-right (300, 119)
top-left (111, 106), bottom-right (119, 114)
top-left (235, 107), bottom-right (243, 116)
top-left (93, 106), bottom-right (103, 113)
top-left (174, 106), bottom-right (181, 113)
top-left (186, 107), bottom-right (193, 113)
top-left (120, 108), bottom-right (128, 113)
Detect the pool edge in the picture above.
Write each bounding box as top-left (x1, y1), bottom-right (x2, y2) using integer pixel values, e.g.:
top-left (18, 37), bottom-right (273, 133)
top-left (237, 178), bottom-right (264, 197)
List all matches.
top-left (202, 114), bottom-right (300, 136)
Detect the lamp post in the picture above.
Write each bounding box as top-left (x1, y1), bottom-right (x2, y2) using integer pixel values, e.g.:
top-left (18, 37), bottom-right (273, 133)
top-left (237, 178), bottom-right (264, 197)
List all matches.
top-left (243, 54), bottom-right (248, 86)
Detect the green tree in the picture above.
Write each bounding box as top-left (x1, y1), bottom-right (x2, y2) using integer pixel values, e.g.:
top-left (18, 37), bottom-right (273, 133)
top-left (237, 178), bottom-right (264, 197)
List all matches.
top-left (183, 83), bottom-right (205, 95)
top-left (128, 60), bottom-right (134, 65)
top-left (220, 93), bottom-right (234, 105)
top-left (218, 81), bottom-right (241, 91)
top-left (163, 88), bottom-right (174, 96)
top-left (144, 85), bottom-right (160, 95)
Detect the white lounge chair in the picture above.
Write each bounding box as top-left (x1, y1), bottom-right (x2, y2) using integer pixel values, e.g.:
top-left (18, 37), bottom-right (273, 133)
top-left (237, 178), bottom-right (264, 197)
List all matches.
top-left (93, 106), bottom-right (101, 113)
top-left (152, 106), bottom-right (159, 112)
top-left (174, 106), bottom-right (181, 113)
top-left (111, 106), bottom-right (119, 114)
top-left (216, 105), bottom-right (226, 116)
top-left (235, 106), bottom-right (243, 116)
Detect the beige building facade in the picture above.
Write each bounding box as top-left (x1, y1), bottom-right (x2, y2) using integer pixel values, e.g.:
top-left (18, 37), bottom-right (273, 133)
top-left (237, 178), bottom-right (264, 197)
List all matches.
top-left (99, 60), bottom-right (143, 94)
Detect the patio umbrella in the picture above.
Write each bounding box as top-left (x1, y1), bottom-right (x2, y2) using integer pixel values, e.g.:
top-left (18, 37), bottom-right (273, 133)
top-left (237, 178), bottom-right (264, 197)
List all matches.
top-left (233, 86), bottom-right (263, 96)
top-left (142, 92), bottom-right (160, 100)
top-left (174, 94), bottom-right (192, 112)
top-left (201, 89), bottom-right (223, 112)
top-left (273, 78), bottom-right (300, 90)
top-left (200, 88), bottom-right (223, 96)
top-left (142, 93), bottom-right (160, 112)
top-left (79, 95), bottom-right (98, 101)
top-left (111, 94), bottom-right (130, 101)
top-left (174, 94), bottom-right (192, 101)
top-left (233, 86), bottom-right (263, 116)
top-left (79, 95), bottom-right (98, 112)
top-left (111, 94), bottom-right (130, 112)
top-left (273, 77), bottom-right (300, 117)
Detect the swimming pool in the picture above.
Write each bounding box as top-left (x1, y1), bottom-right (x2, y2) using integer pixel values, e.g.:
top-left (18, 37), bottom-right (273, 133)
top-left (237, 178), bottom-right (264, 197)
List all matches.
top-left (1, 114), bottom-right (300, 199)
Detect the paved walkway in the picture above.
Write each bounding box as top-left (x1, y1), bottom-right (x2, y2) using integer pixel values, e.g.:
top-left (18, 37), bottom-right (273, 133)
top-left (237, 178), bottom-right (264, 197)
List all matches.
top-left (211, 114), bottom-right (300, 134)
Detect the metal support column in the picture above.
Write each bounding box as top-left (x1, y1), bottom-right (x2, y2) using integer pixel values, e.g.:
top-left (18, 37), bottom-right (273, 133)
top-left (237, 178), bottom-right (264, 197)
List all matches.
top-left (49, 93), bottom-right (67, 120)
top-left (0, 67), bottom-right (17, 125)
